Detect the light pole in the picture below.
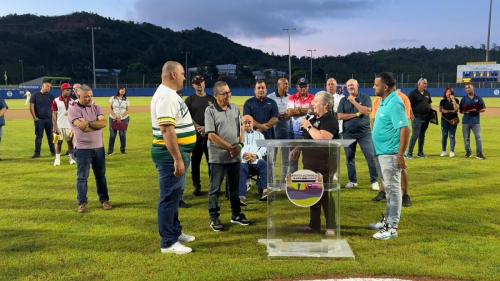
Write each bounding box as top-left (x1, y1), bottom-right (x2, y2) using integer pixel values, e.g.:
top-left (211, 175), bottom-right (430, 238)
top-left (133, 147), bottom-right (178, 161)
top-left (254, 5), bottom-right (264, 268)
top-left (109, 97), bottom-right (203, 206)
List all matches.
top-left (18, 59), bottom-right (24, 83)
top-left (486, 0), bottom-right (493, 61)
top-left (185, 51), bottom-right (189, 90)
top-left (307, 49), bottom-right (316, 86)
top-left (86, 26), bottom-right (101, 89)
top-left (283, 28), bottom-right (296, 83)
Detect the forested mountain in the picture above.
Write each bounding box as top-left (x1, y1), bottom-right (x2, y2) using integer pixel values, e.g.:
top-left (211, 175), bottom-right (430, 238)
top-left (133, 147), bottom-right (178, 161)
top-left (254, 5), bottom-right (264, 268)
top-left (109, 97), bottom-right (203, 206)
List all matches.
top-left (0, 12), bottom-right (498, 86)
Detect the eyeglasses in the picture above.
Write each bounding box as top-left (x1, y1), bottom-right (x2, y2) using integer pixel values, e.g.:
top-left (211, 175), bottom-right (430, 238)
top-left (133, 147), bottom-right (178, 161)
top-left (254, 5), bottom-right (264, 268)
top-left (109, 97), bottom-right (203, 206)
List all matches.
top-left (243, 121), bottom-right (252, 124)
top-left (219, 91), bottom-right (231, 96)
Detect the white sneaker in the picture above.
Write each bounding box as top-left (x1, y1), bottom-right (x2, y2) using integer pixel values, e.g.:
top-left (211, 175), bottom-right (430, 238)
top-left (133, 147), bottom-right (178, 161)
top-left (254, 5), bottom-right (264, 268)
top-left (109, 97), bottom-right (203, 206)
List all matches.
top-left (325, 229), bottom-right (336, 237)
top-left (69, 157), bottom-right (76, 165)
top-left (373, 224), bottom-right (398, 240)
top-left (440, 151), bottom-right (447, 157)
top-left (344, 182), bottom-right (358, 189)
top-left (369, 215), bottom-right (386, 230)
top-left (160, 242), bottom-right (192, 254)
top-left (449, 151), bottom-right (455, 158)
top-left (178, 233), bottom-right (195, 243)
top-left (53, 158), bottom-right (61, 166)
top-left (371, 182), bottom-right (380, 191)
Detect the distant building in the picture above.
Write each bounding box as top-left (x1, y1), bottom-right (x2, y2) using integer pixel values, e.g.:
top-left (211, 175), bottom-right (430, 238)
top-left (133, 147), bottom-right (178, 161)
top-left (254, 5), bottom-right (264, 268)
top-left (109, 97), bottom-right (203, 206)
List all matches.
top-left (188, 67), bottom-right (198, 74)
top-left (216, 64), bottom-right (237, 78)
top-left (252, 70), bottom-right (265, 80)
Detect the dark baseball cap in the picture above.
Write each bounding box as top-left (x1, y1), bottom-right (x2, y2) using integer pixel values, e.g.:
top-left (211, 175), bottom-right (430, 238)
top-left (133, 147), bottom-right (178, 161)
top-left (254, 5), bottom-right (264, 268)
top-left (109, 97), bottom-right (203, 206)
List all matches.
top-left (192, 75), bottom-right (205, 85)
top-left (298, 77), bottom-right (308, 87)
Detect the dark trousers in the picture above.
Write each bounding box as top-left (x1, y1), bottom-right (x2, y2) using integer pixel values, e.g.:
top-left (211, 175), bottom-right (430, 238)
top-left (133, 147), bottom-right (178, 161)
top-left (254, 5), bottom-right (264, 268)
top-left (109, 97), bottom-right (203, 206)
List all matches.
top-left (239, 159), bottom-right (267, 197)
top-left (74, 147), bottom-right (110, 204)
top-left (34, 118), bottom-right (55, 155)
top-left (108, 117), bottom-right (129, 154)
top-left (309, 171), bottom-right (336, 230)
top-left (191, 132), bottom-right (209, 191)
top-left (154, 159), bottom-right (188, 248)
top-left (408, 117), bottom-right (430, 156)
top-left (208, 163), bottom-right (242, 219)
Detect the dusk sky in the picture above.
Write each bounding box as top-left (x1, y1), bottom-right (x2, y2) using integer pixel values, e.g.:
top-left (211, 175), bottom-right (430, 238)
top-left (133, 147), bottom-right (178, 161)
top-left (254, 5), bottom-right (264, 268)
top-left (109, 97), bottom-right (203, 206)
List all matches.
top-left (1, 0), bottom-right (498, 58)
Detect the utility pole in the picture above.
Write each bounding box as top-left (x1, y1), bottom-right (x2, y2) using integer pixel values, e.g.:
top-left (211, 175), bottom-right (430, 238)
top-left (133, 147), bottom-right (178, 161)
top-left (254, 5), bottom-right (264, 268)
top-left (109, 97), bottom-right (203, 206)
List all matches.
top-left (486, 0), bottom-right (493, 61)
top-left (306, 49), bottom-right (316, 86)
top-left (283, 28), bottom-right (296, 83)
top-left (86, 26), bottom-right (101, 89)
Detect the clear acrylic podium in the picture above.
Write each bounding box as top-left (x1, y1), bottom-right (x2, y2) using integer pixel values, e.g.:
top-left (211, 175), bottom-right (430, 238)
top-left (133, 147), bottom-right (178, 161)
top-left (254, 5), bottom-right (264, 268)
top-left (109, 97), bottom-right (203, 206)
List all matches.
top-left (256, 139), bottom-right (355, 259)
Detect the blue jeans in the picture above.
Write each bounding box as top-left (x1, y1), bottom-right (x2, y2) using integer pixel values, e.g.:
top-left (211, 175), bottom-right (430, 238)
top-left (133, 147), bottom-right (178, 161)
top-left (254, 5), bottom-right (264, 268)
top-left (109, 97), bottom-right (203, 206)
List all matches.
top-left (239, 159), bottom-right (267, 198)
top-left (34, 118), bottom-right (55, 155)
top-left (74, 147), bottom-right (110, 204)
top-left (154, 156), bottom-right (189, 248)
top-left (108, 117), bottom-right (129, 154)
top-left (209, 162), bottom-right (241, 219)
top-left (462, 124), bottom-right (483, 156)
top-left (441, 120), bottom-right (457, 152)
top-left (408, 117), bottom-right (430, 156)
top-left (377, 155), bottom-right (402, 227)
top-left (343, 133), bottom-right (378, 183)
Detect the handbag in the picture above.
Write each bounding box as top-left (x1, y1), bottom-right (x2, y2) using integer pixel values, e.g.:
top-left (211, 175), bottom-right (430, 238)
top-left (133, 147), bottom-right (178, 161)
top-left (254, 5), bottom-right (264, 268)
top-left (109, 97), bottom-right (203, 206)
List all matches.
top-left (111, 119), bottom-right (129, 131)
top-left (442, 115), bottom-right (460, 126)
top-left (429, 109), bottom-right (439, 125)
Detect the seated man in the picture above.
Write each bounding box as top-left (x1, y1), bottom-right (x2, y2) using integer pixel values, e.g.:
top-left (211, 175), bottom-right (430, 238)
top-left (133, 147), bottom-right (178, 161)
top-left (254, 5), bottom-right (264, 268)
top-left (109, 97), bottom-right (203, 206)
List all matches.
top-left (239, 115), bottom-right (268, 205)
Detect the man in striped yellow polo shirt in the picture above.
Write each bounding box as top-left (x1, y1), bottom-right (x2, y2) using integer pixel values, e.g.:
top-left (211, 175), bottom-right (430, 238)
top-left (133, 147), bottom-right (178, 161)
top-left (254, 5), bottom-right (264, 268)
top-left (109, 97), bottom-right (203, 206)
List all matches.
top-left (150, 61), bottom-right (197, 255)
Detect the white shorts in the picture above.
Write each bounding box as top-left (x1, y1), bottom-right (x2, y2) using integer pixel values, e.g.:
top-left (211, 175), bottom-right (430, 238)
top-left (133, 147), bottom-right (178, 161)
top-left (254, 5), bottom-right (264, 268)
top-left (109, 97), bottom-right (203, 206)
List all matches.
top-left (54, 128), bottom-right (73, 142)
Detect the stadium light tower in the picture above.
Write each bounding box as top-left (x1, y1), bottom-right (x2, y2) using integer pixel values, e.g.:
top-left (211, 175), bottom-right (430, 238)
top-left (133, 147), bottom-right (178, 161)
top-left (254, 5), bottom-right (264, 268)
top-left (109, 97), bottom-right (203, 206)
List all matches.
top-left (86, 26), bottom-right (101, 89)
top-left (486, 0), bottom-right (493, 61)
top-left (307, 49), bottom-right (317, 86)
top-left (283, 28), bottom-right (296, 83)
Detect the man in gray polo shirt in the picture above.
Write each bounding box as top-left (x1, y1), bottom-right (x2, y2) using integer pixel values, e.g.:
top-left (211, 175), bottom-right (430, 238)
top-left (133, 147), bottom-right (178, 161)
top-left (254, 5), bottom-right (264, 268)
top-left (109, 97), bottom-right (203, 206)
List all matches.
top-left (204, 81), bottom-right (251, 231)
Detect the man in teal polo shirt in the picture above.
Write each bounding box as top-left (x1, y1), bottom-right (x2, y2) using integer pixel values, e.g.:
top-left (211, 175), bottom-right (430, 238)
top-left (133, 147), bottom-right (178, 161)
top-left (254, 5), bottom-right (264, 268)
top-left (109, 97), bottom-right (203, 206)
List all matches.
top-left (370, 72), bottom-right (410, 240)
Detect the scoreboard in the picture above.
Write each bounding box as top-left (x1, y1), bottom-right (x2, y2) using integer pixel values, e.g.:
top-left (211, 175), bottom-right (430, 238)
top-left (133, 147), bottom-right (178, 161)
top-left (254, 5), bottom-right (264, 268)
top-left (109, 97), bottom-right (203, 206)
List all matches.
top-left (456, 62), bottom-right (500, 83)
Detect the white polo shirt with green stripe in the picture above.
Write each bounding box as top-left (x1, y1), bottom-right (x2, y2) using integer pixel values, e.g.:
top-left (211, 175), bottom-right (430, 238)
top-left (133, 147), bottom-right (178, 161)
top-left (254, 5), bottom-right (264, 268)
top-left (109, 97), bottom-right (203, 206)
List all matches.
top-left (150, 84), bottom-right (197, 162)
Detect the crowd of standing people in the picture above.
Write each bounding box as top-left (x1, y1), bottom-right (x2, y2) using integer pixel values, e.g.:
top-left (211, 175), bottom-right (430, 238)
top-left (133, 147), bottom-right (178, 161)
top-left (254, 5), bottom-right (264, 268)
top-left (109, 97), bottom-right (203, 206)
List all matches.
top-left (0, 60), bottom-right (487, 254)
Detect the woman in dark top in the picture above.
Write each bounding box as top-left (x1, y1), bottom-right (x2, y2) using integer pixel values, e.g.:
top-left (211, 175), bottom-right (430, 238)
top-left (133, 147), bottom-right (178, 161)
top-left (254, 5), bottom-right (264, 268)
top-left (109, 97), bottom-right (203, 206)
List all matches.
top-left (439, 87), bottom-right (460, 158)
top-left (300, 91), bottom-right (339, 236)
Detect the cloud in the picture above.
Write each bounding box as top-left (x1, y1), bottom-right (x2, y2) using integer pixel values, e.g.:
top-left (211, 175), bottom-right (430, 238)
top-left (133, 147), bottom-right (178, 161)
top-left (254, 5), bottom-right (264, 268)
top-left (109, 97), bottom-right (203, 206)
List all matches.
top-left (382, 38), bottom-right (421, 45)
top-left (128, 0), bottom-right (375, 38)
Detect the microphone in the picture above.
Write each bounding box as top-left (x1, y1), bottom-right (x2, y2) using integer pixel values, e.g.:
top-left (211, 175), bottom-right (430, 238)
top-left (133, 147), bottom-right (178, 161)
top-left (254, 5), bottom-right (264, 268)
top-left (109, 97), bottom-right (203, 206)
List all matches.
top-left (305, 109), bottom-right (315, 121)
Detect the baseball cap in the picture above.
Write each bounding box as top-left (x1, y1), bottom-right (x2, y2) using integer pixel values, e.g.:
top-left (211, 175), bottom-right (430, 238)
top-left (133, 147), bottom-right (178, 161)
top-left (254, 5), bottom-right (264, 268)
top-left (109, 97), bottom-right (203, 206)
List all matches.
top-left (61, 83), bottom-right (72, 91)
top-left (192, 75), bottom-right (205, 85)
top-left (298, 77), bottom-right (308, 87)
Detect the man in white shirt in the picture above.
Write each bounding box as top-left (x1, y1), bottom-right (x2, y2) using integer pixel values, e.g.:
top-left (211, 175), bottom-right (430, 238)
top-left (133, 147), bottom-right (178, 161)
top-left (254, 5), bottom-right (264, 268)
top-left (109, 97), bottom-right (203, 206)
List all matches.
top-left (326, 77), bottom-right (344, 134)
top-left (51, 83), bottom-right (75, 166)
top-left (239, 115), bottom-right (268, 205)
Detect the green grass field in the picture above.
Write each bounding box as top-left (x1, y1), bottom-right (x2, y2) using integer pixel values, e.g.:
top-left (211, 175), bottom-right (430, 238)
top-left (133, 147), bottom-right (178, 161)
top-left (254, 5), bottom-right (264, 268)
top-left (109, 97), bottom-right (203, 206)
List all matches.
top-left (0, 97), bottom-right (499, 281)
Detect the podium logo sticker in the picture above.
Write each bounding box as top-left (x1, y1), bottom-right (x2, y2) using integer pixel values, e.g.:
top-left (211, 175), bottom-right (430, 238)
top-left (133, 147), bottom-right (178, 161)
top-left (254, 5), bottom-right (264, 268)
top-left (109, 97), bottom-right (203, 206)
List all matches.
top-left (285, 169), bottom-right (324, 207)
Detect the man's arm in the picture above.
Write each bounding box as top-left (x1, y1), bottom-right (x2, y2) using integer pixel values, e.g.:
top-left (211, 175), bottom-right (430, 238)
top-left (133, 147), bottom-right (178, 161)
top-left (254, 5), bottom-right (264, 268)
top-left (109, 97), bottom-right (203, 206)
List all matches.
top-left (52, 111), bottom-right (59, 133)
top-left (29, 103), bottom-right (38, 121)
top-left (0, 107), bottom-right (6, 118)
top-left (161, 124), bottom-right (185, 177)
top-left (347, 95), bottom-right (371, 116)
top-left (207, 132), bottom-right (233, 151)
top-left (397, 126), bottom-right (410, 169)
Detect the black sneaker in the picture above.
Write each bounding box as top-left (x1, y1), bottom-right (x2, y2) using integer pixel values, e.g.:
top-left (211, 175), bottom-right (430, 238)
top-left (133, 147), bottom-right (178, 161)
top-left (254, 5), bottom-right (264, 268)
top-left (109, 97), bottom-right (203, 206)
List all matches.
top-left (417, 153), bottom-right (427, 159)
top-left (372, 191), bottom-right (386, 202)
top-left (179, 200), bottom-right (191, 208)
top-left (231, 213), bottom-right (250, 226)
top-left (210, 218), bottom-right (224, 232)
top-left (402, 194), bottom-right (412, 207)
top-left (259, 190), bottom-right (269, 201)
top-left (120, 151), bottom-right (127, 154)
top-left (32, 153), bottom-right (41, 159)
top-left (465, 152), bottom-right (472, 158)
top-left (192, 188), bottom-right (202, 197)
top-left (476, 154), bottom-right (486, 160)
